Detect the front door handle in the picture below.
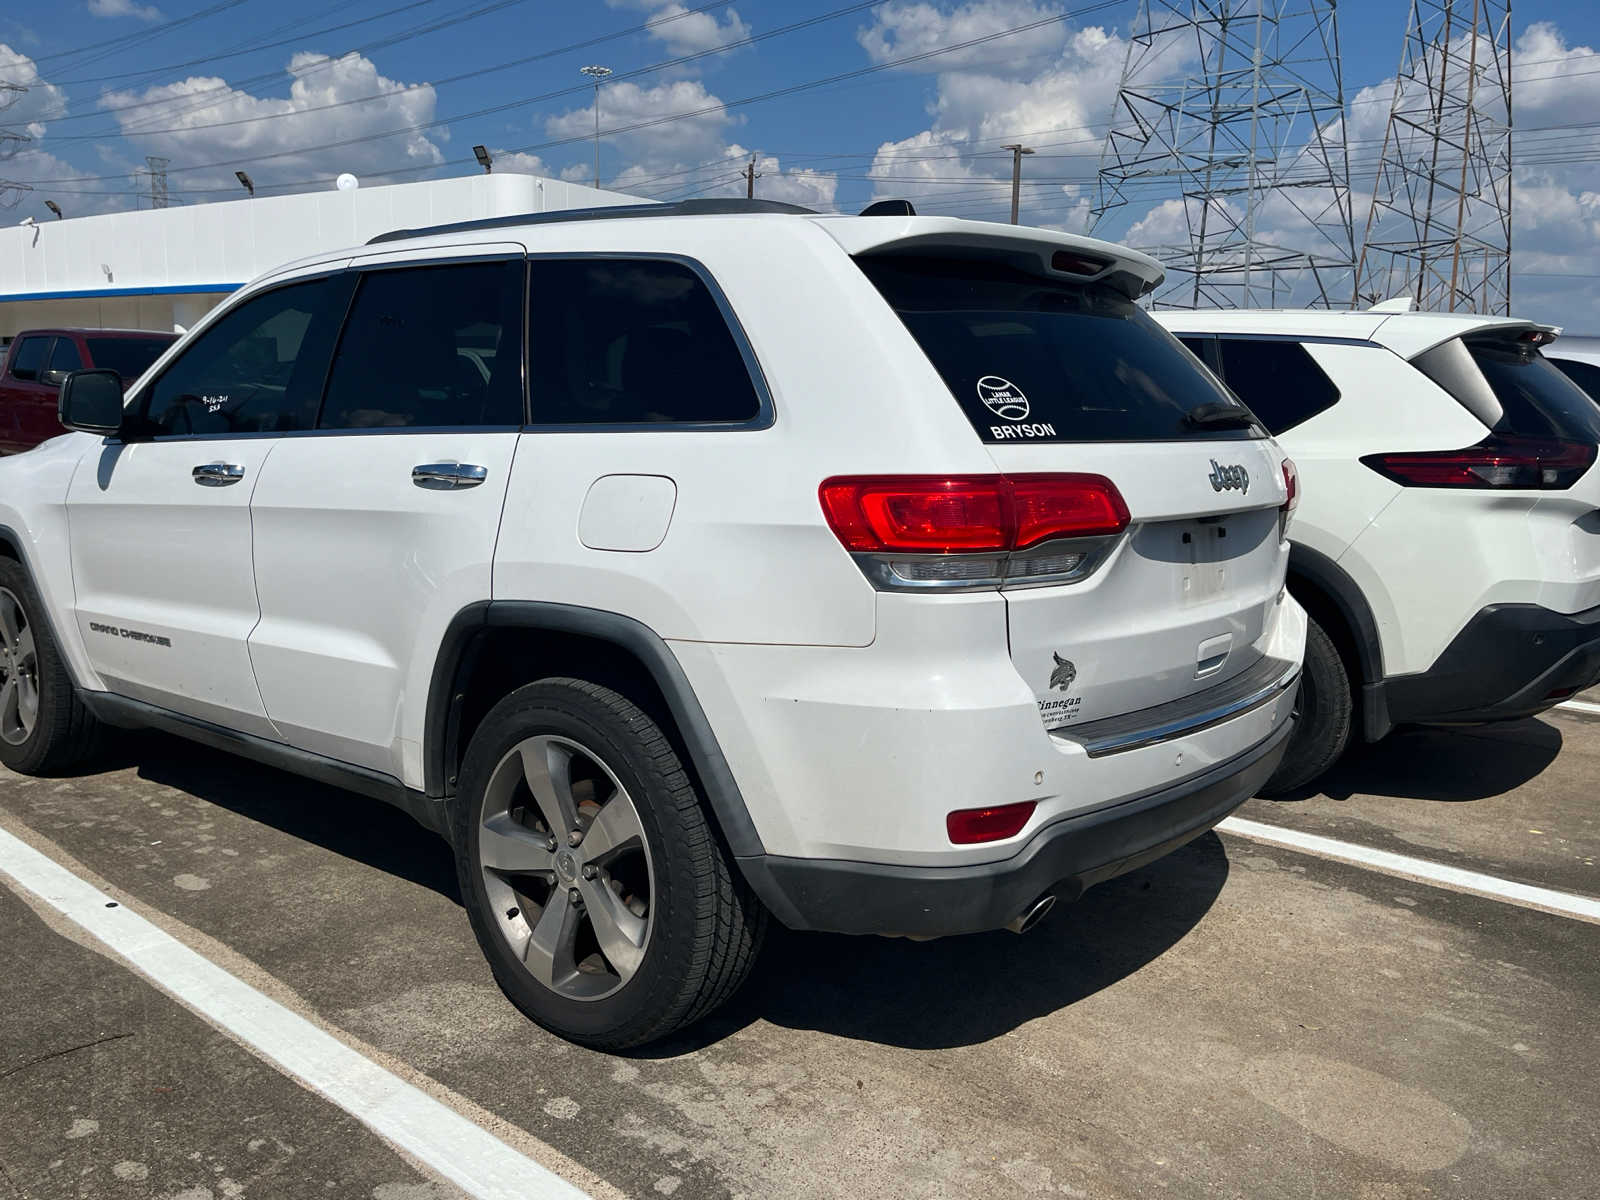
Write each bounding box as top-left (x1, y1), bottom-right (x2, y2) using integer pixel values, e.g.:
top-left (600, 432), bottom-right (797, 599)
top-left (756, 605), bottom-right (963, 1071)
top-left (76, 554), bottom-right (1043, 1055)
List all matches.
top-left (413, 462), bottom-right (488, 490)
top-left (192, 462), bottom-right (245, 487)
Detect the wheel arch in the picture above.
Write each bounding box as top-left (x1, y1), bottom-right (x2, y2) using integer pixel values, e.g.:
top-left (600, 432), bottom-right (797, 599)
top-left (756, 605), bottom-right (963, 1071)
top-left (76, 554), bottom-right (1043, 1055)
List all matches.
top-left (1285, 542), bottom-right (1391, 741)
top-left (424, 601), bottom-right (766, 858)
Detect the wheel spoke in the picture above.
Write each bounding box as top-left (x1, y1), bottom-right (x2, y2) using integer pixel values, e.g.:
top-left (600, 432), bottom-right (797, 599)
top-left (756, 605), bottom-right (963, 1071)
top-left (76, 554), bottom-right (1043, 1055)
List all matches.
top-left (478, 811), bottom-right (556, 875)
top-left (581, 788), bottom-right (644, 862)
top-left (520, 737), bottom-right (580, 840)
top-left (579, 876), bottom-right (647, 981)
top-left (523, 885), bottom-right (581, 989)
top-left (0, 677), bottom-right (16, 732)
top-left (0, 595), bottom-right (17, 651)
top-left (15, 675), bottom-right (36, 733)
top-left (15, 623), bottom-right (33, 667)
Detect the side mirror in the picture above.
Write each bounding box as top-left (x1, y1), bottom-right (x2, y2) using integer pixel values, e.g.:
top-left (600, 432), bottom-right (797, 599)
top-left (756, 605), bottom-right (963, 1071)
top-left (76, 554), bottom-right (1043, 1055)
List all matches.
top-left (58, 369), bottom-right (126, 436)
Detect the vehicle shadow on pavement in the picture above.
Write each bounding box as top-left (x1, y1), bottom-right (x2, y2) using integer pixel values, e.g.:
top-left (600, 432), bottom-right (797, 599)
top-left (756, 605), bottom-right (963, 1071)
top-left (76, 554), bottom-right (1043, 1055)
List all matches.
top-left (647, 831), bottom-right (1231, 1055)
top-left (125, 733), bottom-right (463, 903)
top-left (1273, 719), bottom-right (1562, 805)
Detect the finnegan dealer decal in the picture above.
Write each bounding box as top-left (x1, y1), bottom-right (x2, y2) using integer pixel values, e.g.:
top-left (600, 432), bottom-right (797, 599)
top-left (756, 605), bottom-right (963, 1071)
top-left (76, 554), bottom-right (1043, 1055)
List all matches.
top-left (977, 375), bottom-right (1057, 440)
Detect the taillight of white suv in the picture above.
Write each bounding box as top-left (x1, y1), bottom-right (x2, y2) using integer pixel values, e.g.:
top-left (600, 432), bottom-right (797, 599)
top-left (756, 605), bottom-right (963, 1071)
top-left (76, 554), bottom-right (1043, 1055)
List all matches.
top-left (1360, 434), bottom-right (1596, 489)
top-left (818, 472), bottom-right (1129, 591)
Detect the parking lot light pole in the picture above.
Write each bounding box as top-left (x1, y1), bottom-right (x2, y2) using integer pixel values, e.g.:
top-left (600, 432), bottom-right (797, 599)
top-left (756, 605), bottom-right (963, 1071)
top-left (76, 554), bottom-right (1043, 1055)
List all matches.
top-left (1002, 143), bottom-right (1034, 224)
top-left (580, 65), bottom-right (613, 186)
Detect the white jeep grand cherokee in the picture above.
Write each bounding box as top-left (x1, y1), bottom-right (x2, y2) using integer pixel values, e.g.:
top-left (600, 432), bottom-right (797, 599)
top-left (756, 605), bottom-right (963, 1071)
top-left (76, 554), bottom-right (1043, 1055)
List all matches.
top-left (0, 199), bottom-right (1304, 1048)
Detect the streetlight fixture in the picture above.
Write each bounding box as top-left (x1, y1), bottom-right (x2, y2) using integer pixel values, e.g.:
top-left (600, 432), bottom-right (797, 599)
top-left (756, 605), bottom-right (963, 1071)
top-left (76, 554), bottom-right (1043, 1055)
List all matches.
top-left (579, 64), bottom-right (612, 186)
top-left (235, 170), bottom-right (255, 197)
top-left (43, 200), bottom-right (62, 219)
top-left (473, 145), bottom-right (493, 174)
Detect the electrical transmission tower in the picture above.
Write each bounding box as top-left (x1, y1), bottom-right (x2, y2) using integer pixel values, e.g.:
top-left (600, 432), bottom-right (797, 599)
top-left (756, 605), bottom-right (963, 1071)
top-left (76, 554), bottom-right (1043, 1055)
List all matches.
top-left (1354, 1), bottom-right (1513, 315)
top-left (143, 155), bottom-right (170, 209)
top-left (0, 81), bottom-right (32, 210)
top-left (1091, 0), bottom-right (1356, 309)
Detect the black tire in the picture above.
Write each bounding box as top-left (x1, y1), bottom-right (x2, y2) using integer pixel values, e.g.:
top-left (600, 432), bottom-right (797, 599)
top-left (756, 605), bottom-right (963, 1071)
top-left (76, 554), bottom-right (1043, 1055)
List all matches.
top-left (1259, 614), bottom-right (1353, 797)
top-left (0, 556), bottom-right (104, 775)
top-left (451, 677), bottom-right (766, 1050)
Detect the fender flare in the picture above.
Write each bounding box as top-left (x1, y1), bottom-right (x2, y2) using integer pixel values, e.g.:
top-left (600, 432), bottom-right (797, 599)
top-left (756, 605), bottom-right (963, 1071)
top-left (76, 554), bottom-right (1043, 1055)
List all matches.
top-left (1286, 543), bottom-right (1392, 741)
top-left (0, 521), bottom-right (88, 691)
top-left (423, 600), bottom-right (766, 858)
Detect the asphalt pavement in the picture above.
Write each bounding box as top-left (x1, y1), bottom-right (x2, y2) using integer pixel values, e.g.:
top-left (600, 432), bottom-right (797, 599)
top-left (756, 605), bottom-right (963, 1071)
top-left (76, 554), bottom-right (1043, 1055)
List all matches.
top-left (2, 709), bottom-right (1598, 1199)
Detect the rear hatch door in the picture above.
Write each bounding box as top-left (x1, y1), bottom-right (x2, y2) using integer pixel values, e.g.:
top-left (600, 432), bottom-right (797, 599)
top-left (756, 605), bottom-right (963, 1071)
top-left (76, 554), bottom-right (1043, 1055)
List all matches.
top-left (856, 250), bottom-right (1290, 729)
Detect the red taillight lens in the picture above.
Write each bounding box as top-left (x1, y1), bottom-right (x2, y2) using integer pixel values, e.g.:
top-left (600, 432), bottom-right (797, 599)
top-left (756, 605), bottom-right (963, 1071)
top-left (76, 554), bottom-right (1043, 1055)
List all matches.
top-left (1360, 435), bottom-right (1596, 490)
top-left (946, 800), bottom-right (1037, 845)
top-left (818, 474), bottom-right (1129, 554)
top-left (1280, 457), bottom-right (1299, 513)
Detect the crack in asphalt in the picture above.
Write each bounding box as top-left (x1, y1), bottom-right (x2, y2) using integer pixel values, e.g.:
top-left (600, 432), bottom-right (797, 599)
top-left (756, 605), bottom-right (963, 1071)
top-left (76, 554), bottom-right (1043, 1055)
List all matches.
top-left (0, 1032), bottom-right (134, 1082)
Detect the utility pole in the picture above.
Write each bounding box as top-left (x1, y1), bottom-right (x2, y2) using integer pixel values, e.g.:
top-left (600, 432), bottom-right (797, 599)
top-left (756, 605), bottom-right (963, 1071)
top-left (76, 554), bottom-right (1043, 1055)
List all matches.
top-left (0, 82), bottom-right (31, 210)
top-left (1093, 0), bottom-right (1356, 309)
top-left (579, 65), bottom-right (612, 186)
top-left (744, 156), bottom-right (761, 199)
top-left (1354, 1), bottom-right (1514, 314)
top-left (1002, 143), bottom-right (1034, 224)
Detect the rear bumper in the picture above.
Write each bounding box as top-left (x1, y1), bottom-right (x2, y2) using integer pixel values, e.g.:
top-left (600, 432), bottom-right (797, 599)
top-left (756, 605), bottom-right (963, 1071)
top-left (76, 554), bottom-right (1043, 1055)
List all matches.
top-left (1380, 601), bottom-right (1600, 728)
top-left (735, 718), bottom-right (1290, 938)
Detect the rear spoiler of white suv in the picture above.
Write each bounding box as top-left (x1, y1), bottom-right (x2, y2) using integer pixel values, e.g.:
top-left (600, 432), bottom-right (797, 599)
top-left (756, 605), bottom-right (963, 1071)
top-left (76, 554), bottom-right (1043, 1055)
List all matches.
top-left (815, 216), bottom-right (1166, 302)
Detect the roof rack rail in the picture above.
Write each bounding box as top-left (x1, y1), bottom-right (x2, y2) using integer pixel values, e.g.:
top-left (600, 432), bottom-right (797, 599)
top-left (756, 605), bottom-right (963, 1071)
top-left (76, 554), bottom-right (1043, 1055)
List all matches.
top-left (365, 197), bottom-right (818, 246)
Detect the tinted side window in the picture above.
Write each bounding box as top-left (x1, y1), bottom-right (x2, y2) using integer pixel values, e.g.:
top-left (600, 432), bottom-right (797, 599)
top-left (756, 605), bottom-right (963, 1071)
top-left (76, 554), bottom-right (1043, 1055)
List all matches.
top-left (8, 337), bottom-right (49, 382)
top-left (319, 261), bottom-right (525, 430)
top-left (1177, 335), bottom-right (1221, 373)
top-left (527, 258), bottom-right (761, 425)
top-left (1216, 338), bottom-right (1340, 435)
top-left (45, 337), bottom-right (84, 379)
top-left (1552, 357), bottom-right (1600, 401)
top-left (142, 276), bottom-right (351, 436)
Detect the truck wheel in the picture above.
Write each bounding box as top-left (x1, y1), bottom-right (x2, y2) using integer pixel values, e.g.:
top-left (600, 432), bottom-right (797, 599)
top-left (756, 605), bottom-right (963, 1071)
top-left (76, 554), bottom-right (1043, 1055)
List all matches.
top-left (1259, 615), bottom-right (1352, 797)
top-left (0, 558), bottom-right (103, 775)
top-left (451, 678), bottom-right (766, 1050)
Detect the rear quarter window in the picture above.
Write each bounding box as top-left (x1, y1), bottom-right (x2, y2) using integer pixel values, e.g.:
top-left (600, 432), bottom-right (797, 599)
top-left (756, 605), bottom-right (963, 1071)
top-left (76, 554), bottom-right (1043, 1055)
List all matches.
top-left (1214, 338), bottom-right (1341, 435)
top-left (1414, 336), bottom-right (1600, 444)
top-left (857, 256), bottom-right (1258, 444)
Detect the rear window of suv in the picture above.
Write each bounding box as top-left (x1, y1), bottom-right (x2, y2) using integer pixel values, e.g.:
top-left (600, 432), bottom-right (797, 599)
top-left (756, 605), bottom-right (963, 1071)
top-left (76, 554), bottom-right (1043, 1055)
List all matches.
top-left (856, 255), bottom-right (1259, 443)
top-left (1413, 335), bottom-right (1600, 444)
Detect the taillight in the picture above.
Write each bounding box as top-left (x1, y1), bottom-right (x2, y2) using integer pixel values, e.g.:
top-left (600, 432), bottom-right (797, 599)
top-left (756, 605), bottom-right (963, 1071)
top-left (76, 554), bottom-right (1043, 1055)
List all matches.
top-left (946, 801), bottom-right (1037, 844)
top-left (818, 474), bottom-right (1129, 591)
top-left (1279, 457), bottom-right (1298, 539)
top-left (1360, 435), bottom-right (1596, 490)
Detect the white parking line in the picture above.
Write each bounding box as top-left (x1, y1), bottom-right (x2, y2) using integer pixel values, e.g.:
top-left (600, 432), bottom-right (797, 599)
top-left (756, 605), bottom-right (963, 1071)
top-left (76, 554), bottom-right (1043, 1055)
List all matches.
top-left (1218, 816), bottom-right (1600, 924)
top-left (0, 825), bottom-right (591, 1200)
top-left (1556, 699), bottom-right (1600, 717)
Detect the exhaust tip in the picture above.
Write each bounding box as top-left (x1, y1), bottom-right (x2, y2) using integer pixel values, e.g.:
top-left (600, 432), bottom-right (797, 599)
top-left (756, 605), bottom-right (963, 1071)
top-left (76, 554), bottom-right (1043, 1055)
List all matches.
top-left (1006, 892), bottom-right (1057, 935)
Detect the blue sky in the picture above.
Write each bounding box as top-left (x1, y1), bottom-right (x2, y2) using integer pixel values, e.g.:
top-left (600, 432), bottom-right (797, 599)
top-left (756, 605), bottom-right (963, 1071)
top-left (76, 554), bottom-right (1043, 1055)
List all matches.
top-left (3, 1), bottom-right (1600, 322)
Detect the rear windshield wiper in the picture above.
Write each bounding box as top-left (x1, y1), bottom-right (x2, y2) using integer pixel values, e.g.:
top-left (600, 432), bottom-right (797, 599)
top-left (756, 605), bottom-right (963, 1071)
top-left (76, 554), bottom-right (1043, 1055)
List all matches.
top-left (1184, 401), bottom-right (1259, 430)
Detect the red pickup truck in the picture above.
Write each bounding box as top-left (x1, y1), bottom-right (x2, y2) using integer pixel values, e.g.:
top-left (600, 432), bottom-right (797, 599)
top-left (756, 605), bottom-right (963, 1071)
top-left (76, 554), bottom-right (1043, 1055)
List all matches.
top-left (0, 328), bottom-right (177, 454)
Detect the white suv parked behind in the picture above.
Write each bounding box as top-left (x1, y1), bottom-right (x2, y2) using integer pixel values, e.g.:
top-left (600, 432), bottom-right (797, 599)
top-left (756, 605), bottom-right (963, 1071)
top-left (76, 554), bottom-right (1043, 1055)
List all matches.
top-left (0, 200), bottom-right (1303, 1047)
top-left (1158, 307), bottom-right (1600, 794)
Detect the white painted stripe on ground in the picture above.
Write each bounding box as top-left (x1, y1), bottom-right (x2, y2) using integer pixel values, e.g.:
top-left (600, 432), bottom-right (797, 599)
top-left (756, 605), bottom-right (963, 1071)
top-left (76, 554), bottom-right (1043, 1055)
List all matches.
top-left (1218, 816), bottom-right (1600, 924)
top-left (1556, 698), bottom-right (1600, 717)
top-left (0, 824), bottom-right (590, 1200)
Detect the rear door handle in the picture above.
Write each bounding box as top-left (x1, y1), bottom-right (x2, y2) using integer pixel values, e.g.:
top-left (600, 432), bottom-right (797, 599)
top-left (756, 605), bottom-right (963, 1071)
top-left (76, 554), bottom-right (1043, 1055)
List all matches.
top-left (192, 462), bottom-right (245, 487)
top-left (413, 462), bottom-right (488, 490)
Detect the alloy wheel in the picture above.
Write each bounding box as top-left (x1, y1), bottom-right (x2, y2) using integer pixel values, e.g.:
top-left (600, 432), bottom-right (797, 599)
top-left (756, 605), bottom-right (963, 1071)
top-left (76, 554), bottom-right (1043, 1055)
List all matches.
top-left (0, 588), bottom-right (39, 747)
top-left (477, 734), bottom-right (655, 1001)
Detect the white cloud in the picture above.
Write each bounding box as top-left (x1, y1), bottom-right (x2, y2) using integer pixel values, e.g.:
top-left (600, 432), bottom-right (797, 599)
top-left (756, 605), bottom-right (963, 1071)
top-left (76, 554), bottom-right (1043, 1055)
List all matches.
top-left (488, 150), bottom-right (551, 176)
top-left (0, 42), bottom-right (69, 138)
top-left (99, 52), bottom-right (445, 195)
top-left (88, 0), bottom-right (164, 22)
top-left (547, 78), bottom-right (734, 163)
top-left (857, 0), bottom-right (1068, 73)
top-left (864, 21), bottom-right (1131, 224)
top-left (606, 0), bottom-right (751, 58)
